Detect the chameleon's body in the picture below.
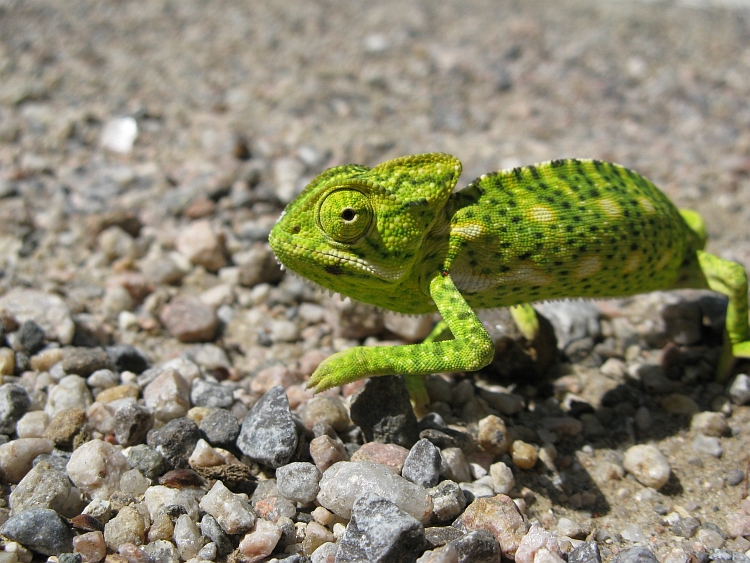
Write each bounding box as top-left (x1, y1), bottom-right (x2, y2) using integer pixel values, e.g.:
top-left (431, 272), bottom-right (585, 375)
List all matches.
top-left (269, 153), bottom-right (750, 401)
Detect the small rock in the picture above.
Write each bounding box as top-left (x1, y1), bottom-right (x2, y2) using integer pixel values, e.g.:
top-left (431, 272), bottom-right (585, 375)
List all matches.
top-left (176, 220), bottom-right (227, 272)
top-left (661, 394), bottom-right (700, 416)
top-left (19, 320), bottom-right (46, 354)
top-left (238, 518), bottom-right (281, 562)
top-left (317, 461), bottom-right (433, 522)
top-left (10, 460), bottom-right (84, 517)
top-left (142, 539), bottom-right (179, 563)
top-left (692, 435), bottom-right (723, 457)
top-left (457, 494), bottom-right (527, 560)
top-left (542, 417), bottom-right (583, 436)
top-left (349, 375), bottom-right (419, 448)
top-left (350, 442), bottom-right (410, 474)
top-left (188, 438), bottom-right (225, 467)
top-left (0, 289), bottom-right (75, 345)
top-left (428, 480), bottom-right (466, 523)
top-left (73, 531), bottom-right (107, 563)
top-left (610, 547), bottom-right (658, 563)
top-left (235, 244), bottom-right (284, 288)
top-left (0, 383), bottom-right (31, 434)
top-left (62, 348), bottom-right (111, 377)
top-left (335, 492), bottom-right (426, 563)
top-left (691, 412), bottom-right (728, 437)
top-left (237, 386), bottom-right (298, 469)
top-left (94, 384), bottom-right (139, 404)
top-left (568, 542), bottom-right (601, 563)
top-left (143, 369), bottom-right (191, 422)
top-left (0, 507), bottom-right (75, 555)
top-left (44, 408), bottom-right (87, 449)
top-left (0, 437), bottom-right (54, 483)
top-left (160, 296), bottom-right (218, 343)
top-left (103, 505), bottom-right (146, 550)
top-left (114, 404), bottom-right (154, 447)
top-left (120, 469), bottom-right (150, 497)
top-left (303, 521), bottom-right (335, 554)
top-left (729, 374), bottom-right (750, 405)
top-left (515, 523), bottom-right (563, 563)
top-left (0, 347), bottom-right (14, 375)
top-left (441, 447), bottom-right (472, 483)
top-left (459, 482), bottom-right (496, 504)
top-left (198, 408), bottom-right (240, 446)
top-left (199, 480), bottom-right (256, 535)
top-left (277, 462), bottom-right (321, 504)
top-left (100, 116), bottom-right (137, 153)
top-left (450, 529), bottom-right (500, 563)
top-left (511, 440), bottom-right (538, 470)
top-left (623, 444), bottom-right (671, 490)
top-left (127, 444), bottom-right (166, 479)
top-left (46, 375), bottom-right (93, 418)
top-left (301, 395), bottom-right (350, 432)
top-left (621, 523), bottom-right (645, 542)
top-left (200, 514), bottom-right (233, 556)
top-left (477, 415), bottom-right (513, 457)
top-left (190, 379), bottom-right (234, 409)
top-left (142, 486), bottom-right (201, 522)
top-left (173, 513), bottom-right (204, 560)
top-left (16, 410), bottom-right (48, 438)
top-left (661, 301), bottom-right (703, 346)
top-left (557, 517), bottom-right (585, 539)
top-left (106, 345), bottom-right (149, 375)
top-left (87, 369), bottom-right (119, 389)
top-left (67, 439), bottom-right (130, 499)
top-left (489, 462), bottom-right (515, 495)
top-left (726, 512), bottom-right (750, 538)
top-left (672, 517), bottom-right (701, 538)
top-left (309, 434), bottom-right (349, 472)
top-left (146, 417), bottom-right (201, 469)
top-left (403, 438), bottom-right (442, 488)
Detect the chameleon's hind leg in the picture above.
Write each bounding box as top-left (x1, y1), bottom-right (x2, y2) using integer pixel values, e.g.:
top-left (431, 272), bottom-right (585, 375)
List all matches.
top-left (691, 250), bottom-right (750, 381)
top-left (405, 320), bottom-right (451, 414)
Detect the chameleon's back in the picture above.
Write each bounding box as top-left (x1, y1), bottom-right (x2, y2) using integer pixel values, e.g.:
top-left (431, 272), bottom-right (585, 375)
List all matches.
top-left (442, 159), bottom-right (697, 309)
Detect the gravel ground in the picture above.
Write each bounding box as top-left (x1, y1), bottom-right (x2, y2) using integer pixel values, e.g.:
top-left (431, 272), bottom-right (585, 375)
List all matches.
top-left (1, 0), bottom-right (750, 562)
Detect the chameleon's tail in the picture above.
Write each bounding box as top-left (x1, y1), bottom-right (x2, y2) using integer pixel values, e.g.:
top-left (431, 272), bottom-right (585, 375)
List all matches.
top-left (679, 209), bottom-right (707, 251)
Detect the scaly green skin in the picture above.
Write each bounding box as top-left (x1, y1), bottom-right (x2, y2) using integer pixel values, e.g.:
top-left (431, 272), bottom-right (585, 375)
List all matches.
top-left (269, 153), bottom-right (750, 402)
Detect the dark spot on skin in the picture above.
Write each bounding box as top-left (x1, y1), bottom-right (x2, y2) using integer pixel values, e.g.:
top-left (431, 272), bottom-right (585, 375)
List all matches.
top-left (551, 159), bottom-right (565, 168)
top-left (325, 265), bottom-right (345, 276)
top-left (511, 216), bottom-right (521, 223)
top-left (519, 252), bottom-right (532, 260)
top-left (513, 168), bottom-right (523, 181)
top-left (529, 166), bottom-right (541, 180)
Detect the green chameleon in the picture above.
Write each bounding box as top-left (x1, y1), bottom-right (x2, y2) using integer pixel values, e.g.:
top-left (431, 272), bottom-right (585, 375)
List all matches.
top-left (268, 153), bottom-right (750, 407)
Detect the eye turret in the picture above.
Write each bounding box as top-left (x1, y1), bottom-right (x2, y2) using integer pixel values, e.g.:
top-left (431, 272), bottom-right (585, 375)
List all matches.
top-left (318, 188), bottom-right (373, 243)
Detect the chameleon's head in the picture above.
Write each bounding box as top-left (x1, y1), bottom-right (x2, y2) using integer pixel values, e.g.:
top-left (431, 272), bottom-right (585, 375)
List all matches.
top-left (269, 153), bottom-right (461, 302)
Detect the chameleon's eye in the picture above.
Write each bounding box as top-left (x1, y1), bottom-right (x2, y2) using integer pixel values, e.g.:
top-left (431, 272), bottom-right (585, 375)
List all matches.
top-left (318, 188), bottom-right (372, 243)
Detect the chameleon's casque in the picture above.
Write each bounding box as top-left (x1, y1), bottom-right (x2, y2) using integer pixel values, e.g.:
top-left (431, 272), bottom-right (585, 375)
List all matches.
top-left (269, 153), bottom-right (750, 401)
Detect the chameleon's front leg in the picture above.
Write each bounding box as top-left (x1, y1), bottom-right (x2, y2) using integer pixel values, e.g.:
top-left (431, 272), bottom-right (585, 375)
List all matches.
top-left (307, 273), bottom-right (495, 401)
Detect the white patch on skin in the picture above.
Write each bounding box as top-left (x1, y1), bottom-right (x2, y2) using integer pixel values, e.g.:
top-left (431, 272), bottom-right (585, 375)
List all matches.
top-left (451, 223), bottom-right (484, 240)
top-left (637, 196), bottom-right (656, 213)
top-left (655, 249), bottom-right (674, 271)
top-left (623, 251), bottom-right (642, 274)
top-left (499, 265), bottom-right (553, 286)
top-left (529, 206), bottom-right (556, 222)
top-left (574, 255), bottom-right (602, 279)
top-left (598, 198), bottom-right (622, 218)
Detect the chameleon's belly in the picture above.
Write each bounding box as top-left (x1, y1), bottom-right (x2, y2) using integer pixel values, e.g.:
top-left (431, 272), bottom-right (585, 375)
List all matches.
top-left (446, 159), bottom-right (693, 309)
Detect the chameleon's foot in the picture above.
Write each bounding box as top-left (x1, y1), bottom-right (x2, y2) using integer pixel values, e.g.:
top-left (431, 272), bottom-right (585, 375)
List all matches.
top-left (715, 339), bottom-right (750, 383)
top-left (510, 303), bottom-right (540, 341)
top-left (405, 374), bottom-right (430, 417)
top-left (306, 349), bottom-right (361, 393)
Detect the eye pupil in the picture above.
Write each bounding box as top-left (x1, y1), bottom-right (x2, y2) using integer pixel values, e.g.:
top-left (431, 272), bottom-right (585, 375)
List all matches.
top-left (341, 208), bottom-right (356, 221)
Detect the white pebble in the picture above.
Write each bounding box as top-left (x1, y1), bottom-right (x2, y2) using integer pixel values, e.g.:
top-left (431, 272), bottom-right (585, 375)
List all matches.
top-left (199, 481), bottom-right (255, 535)
top-left (623, 444), bottom-right (670, 490)
top-left (173, 514), bottom-right (204, 560)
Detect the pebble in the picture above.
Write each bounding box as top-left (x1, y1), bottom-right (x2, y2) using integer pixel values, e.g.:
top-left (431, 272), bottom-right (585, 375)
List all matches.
top-left (729, 374), bottom-right (750, 405)
top-left (114, 404), bottom-right (155, 447)
top-left (335, 492), bottom-right (426, 563)
top-left (235, 244), bottom-right (285, 288)
top-left (0, 289), bottom-right (75, 345)
top-left (173, 513), bottom-right (204, 560)
top-left (622, 444), bottom-right (671, 490)
top-left (198, 407), bottom-right (240, 446)
top-left (188, 438), bottom-right (224, 467)
top-left (127, 444), bottom-right (166, 480)
top-left (143, 369), bottom-right (191, 422)
top-left (276, 462), bottom-right (322, 504)
top-left (87, 368), bottom-right (119, 389)
top-left (457, 494), bottom-right (527, 560)
top-left (62, 348), bottom-right (111, 377)
top-left (459, 482), bottom-right (496, 503)
top-left (67, 439), bottom-right (130, 499)
top-left (309, 434), bottom-right (349, 472)
top-left (199, 480), bottom-right (256, 534)
top-left (621, 523), bottom-right (646, 542)
top-left (200, 514), bottom-right (233, 556)
top-left (350, 442), bottom-right (410, 474)
top-left (489, 461), bottom-right (515, 494)
top-left (428, 480), bottom-right (466, 523)
top-left (515, 523), bottom-right (563, 563)
top-left (450, 529), bottom-right (500, 563)
top-left (536, 301), bottom-right (601, 349)
top-left (477, 415), bottom-right (513, 457)
top-left (691, 412), bottom-right (728, 437)
top-left (176, 220), bottom-right (227, 272)
top-left (44, 408), bottom-right (87, 448)
top-left (0, 507), bottom-right (75, 555)
top-left (441, 447), bottom-right (472, 483)
top-left (349, 375), bottom-right (419, 448)
top-left (45, 375), bottom-right (93, 418)
top-left (557, 517), bottom-right (585, 539)
top-left (107, 345), bottom-right (149, 375)
top-left (300, 395), bottom-right (350, 432)
top-left (0, 347), bottom-right (14, 375)
top-left (542, 417), bottom-right (583, 436)
top-left (0, 437), bottom-right (54, 483)
top-left (236, 518), bottom-right (280, 561)
top-left (73, 531), bottom-right (107, 563)
top-left (146, 417), bottom-right (201, 469)
top-left (15, 410), bottom-right (48, 438)
top-left (611, 547), bottom-right (659, 563)
top-left (142, 539), bottom-right (180, 563)
top-left (103, 505), bottom-right (146, 550)
top-left (190, 379), bottom-right (234, 409)
top-left (661, 394), bottom-right (700, 416)
top-left (568, 542), bottom-right (602, 563)
top-left (511, 440), bottom-right (539, 470)
top-left (673, 516), bottom-right (701, 538)
top-left (237, 385), bottom-right (298, 469)
top-left (403, 438), bottom-right (442, 488)
top-left (95, 384), bottom-right (139, 404)
top-left (317, 460), bottom-right (433, 522)
top-left (19, 320), bottom-right (46, 354)
top-left (143, 485), bottom-right (201, 521)
top-left (159, 296), bottom-right (218, 343)
top-left (0, 383), bottom-right (31, 434)
top-left (10, 460), bottom-right (84, 517)
top-left (692, 435), bottom-right (723, 457)
top-left (726, 512), bottom-right (750, 538)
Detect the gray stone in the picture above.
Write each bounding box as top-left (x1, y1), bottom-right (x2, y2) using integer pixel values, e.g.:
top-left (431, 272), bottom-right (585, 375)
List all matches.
top-left (568, 542), bottom-right (602, 563)
top-left (350, 375), bottom-right (419, 448)
top-left (114, 403), bottom-right (154, 447)
top-left (0, 383), bottom-right (30, 434)
top-left (106, 344), bottom-right (149, 374)
top-left (62, 348), bottom-right (111, 377)
top-left (190, 378), bottom-right (234, 408)
top-left (10, 460), bottom-right (84, 517)
top-left (428, 480), bottom-right (466, 523)
top-left (200, 514), bottom-right (234, 556)
top-left (403, 438), bottom-right (442, 488)
top-left (237, 385), bottom-right (298, 468)
top-left (535, 301), bottom-right (601, 349)
top-left (199, 408), bottom-right (240, 446)
top-left (0, 507), bottom-right (74, 555)
top-left (672, 517), bottom-right (701, 538)
top-left (147, 417), bottom-right (201, 469)
top-left (425, 526), bottom-right (464, 548)
top-left (612, 547), bottom-right (659, 563)
top-left (126, 444), bottom-right (166, 479)
top-left (335, 493), bottom-right (425, 563)
top-left (729, 374), bottom-right (750, 405)
top-left (19, 320), bottom-right (45, 354)
top-left (450, 530), bottom-right (500, 563)
top-left (276, 462), bottom-right (321, 504)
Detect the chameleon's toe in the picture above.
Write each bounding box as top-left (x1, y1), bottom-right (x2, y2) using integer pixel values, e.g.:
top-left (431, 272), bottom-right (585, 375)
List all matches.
top-left (715, 339), bottom-right (750, 383)
top-left (405, 374), bottom-right (431, 416)
top-left (732, 341), bottom-right (750, 358)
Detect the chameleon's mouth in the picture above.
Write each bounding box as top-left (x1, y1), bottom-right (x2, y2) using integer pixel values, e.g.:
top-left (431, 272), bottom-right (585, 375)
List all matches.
top-left (268, 229), bottom-right (405, 282)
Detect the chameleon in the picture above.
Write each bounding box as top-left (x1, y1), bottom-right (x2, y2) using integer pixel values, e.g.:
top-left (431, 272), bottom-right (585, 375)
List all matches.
top-left (268, 153), bottom-right (750, 407)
